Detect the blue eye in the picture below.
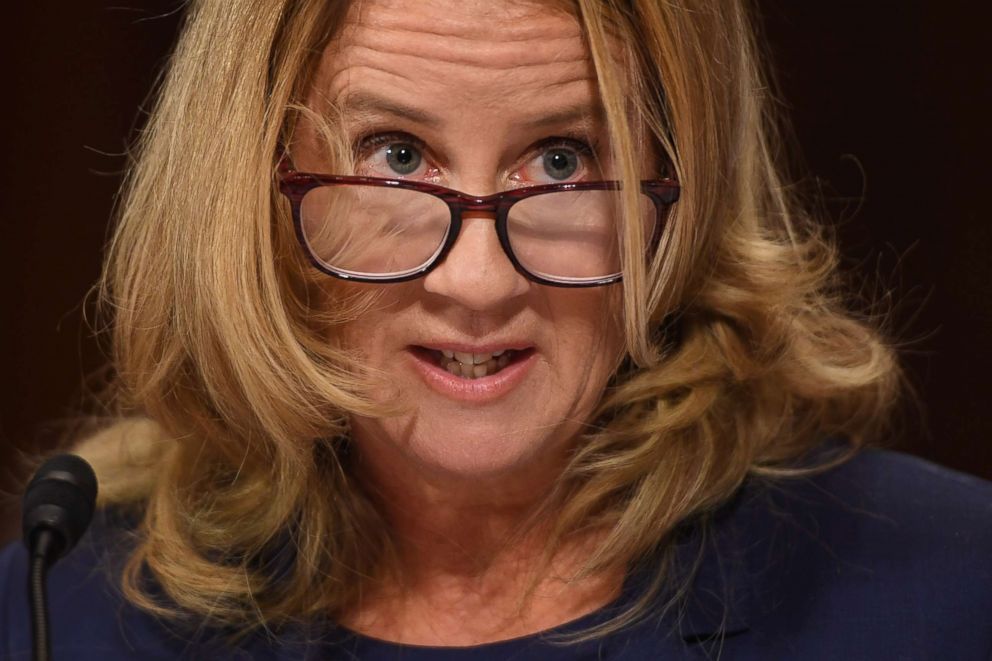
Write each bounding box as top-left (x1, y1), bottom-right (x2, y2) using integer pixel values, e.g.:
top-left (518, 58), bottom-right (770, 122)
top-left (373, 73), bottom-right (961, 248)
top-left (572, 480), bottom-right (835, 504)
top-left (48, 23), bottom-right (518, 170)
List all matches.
top-left (542, 148), bottom-right (579, 181)
top-left (385, 142), bottom-right (422, 175)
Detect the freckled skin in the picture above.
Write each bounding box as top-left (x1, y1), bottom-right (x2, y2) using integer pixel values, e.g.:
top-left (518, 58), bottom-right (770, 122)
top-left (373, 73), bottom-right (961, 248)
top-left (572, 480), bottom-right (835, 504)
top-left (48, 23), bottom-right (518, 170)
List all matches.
top-left (299, 0), bottom-right (622, 515)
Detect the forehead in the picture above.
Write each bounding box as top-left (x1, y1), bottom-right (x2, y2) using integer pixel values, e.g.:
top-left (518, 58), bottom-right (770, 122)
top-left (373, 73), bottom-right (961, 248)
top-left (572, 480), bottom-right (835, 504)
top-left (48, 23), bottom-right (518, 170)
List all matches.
top-left (310, 0), bottom-right (598, 121)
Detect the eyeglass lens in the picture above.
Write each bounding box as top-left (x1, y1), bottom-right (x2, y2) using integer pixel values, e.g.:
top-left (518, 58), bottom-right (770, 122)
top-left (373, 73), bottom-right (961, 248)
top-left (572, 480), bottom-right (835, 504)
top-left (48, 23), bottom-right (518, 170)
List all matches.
top-left (299, 185), bottom-right (655, 282)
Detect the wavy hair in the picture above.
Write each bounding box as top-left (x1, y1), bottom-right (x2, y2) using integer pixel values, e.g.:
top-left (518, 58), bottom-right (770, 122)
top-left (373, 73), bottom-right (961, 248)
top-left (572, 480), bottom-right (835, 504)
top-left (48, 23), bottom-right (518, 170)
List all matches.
top-left (75, 0), bottom-right (901, 643)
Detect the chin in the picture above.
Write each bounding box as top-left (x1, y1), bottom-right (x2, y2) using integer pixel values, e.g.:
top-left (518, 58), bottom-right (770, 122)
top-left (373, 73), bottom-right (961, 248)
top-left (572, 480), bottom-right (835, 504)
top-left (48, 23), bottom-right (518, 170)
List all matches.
top-left (418, 437), bottom-right (549, 479)
top-left (368, 413), bottom-right (574, 484)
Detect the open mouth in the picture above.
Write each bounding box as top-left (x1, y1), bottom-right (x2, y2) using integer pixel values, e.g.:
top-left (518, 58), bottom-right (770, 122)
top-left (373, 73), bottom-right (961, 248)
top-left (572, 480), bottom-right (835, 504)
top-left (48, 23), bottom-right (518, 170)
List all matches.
top-left (412, 347), bottom-right (533, 380)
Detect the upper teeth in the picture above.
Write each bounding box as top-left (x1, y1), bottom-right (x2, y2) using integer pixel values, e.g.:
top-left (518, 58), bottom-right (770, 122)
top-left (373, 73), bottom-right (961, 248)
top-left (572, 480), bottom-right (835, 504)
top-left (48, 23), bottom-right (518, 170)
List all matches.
top-left (443, 350), bottom-right (506, 364)
top-left (436, 348), bottom-right (515, 379)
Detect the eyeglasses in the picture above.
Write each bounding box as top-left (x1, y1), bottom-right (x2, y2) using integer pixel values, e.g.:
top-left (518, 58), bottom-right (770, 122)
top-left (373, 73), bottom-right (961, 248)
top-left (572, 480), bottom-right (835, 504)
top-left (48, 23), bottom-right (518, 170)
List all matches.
top-left (277, 167), bottom-right (679, 288)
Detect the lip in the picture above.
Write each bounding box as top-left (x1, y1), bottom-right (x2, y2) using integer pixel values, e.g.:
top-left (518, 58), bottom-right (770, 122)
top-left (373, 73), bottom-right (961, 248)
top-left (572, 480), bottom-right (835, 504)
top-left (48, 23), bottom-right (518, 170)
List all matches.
top-left (406, 345), bottom-right (537, 403)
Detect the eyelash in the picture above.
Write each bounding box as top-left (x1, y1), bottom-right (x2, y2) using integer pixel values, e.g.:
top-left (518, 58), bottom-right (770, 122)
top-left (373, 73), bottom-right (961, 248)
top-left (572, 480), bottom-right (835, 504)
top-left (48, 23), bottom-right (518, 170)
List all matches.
top-left (353, 132), bottom-right (423, 160)
top-left (352, 131), bottom-right (598, 175)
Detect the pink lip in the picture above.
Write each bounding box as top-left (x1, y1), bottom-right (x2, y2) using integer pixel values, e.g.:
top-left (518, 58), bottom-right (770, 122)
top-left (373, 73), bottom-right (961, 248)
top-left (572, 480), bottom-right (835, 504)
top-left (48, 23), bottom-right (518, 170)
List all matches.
top-left (406, 346), bottom-right (537, 403)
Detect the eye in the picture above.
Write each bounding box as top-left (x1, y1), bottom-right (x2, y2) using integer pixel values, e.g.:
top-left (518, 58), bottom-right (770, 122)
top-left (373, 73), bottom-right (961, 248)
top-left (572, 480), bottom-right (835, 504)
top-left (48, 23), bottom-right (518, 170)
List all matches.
top-left (515, 138), bottom-right (596, 184)
top-left (542, 148), bottom-right (579, 181)
top-left (354, 133), bottom-right (430, 178)
top-left (384, 142), bottom-right (422, 175)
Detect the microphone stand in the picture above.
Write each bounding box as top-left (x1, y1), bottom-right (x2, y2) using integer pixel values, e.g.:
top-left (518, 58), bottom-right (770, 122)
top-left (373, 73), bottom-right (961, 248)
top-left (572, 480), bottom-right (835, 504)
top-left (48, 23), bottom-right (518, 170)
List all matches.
top-left (28, 529), bottom-right (57, 661)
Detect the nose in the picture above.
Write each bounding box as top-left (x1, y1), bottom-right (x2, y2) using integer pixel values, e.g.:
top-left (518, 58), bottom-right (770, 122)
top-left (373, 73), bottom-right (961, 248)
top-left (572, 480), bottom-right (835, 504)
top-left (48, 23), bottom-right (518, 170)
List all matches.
top-left (422, 210), bottom-right (530, 311)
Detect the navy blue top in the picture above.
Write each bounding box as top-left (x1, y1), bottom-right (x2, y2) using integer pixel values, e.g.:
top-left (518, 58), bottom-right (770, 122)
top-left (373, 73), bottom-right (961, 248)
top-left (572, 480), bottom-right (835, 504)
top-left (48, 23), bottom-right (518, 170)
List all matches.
top-left (2, 447), bottom-right (992, 660)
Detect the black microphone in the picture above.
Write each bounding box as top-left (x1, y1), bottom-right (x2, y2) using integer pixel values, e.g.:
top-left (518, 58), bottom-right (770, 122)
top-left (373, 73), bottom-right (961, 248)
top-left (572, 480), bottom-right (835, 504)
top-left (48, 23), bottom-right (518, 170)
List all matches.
top-left (22, 454), bottom-right (98, 661)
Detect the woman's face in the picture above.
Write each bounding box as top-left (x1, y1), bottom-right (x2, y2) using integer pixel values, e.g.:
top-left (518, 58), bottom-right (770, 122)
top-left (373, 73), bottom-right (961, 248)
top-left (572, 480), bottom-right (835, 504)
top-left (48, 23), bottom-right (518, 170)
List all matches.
top-left (297, 0), bottom-right (625, 485)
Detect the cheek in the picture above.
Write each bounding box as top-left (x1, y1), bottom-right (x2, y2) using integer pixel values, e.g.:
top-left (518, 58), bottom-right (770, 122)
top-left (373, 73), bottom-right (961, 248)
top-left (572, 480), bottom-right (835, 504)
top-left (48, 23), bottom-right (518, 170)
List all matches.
top-left (327, 285), bottom-right (422, 401)
top-left (330, 282), bottom-right (414, 352)
top-left (533, 289), bottom-right (624, 431)
top-left (544, 287), bottom-right (624, 377)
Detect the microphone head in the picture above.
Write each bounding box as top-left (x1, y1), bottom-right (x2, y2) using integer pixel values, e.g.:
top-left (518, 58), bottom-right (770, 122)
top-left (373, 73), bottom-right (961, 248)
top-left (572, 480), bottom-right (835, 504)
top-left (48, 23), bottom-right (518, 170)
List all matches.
top-left (22, 454), bottom-right (98, 563)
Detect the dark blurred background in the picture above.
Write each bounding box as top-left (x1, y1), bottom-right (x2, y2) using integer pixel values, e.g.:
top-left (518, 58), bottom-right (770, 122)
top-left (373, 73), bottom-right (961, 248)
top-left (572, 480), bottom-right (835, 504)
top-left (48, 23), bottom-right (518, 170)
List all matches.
top-left (2, 2), bottom-right (990, 544)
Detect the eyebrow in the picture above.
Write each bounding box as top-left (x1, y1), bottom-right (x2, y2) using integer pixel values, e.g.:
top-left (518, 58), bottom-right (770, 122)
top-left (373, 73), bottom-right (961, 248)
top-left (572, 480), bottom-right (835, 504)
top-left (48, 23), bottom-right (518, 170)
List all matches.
top-left (338, 91), bottom-right (443, 128)
top-left (337, 91), bottom-right (604, 133)
top-left (521, 104), bottom-right (605, 131)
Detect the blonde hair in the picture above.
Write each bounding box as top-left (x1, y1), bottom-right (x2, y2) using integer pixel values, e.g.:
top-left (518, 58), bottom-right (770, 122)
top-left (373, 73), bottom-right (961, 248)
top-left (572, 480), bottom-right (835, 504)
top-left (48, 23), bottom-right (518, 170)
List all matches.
top-left (77, 0), bottom-right (900, 643)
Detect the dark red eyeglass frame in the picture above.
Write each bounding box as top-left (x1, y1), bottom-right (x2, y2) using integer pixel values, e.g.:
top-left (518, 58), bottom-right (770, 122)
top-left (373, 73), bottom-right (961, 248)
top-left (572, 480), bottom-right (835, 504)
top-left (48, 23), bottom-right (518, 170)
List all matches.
top-left (276, 160), bottom-right (680, 288)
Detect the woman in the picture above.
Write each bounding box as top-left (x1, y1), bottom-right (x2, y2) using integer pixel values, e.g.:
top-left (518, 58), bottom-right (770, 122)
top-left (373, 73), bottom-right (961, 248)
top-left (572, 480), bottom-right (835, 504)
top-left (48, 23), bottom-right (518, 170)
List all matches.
top-left (2, 0), bottom-right (990, 658)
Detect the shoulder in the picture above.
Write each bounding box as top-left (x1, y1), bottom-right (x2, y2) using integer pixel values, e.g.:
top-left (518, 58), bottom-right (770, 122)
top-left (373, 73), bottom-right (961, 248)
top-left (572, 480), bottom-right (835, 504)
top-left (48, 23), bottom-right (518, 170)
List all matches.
top-left (705, 446), bottom-right (992, 659)
top-left (1, 510), bottom-right (173, 660)
top-left (770, 446), bottom-right (992, 578)
top-left (809, 444), bottom-right (992, 524)
top-left (760, 443), bottom-right (992, 540)
top-left (0, 509), bottom-right (308, 660)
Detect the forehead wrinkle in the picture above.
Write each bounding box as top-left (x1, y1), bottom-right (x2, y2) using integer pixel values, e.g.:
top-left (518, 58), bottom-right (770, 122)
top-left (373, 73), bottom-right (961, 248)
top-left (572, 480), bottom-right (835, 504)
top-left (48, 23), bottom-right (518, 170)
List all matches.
top-left (327, 67), bottom-right (602, 137)
top-left (321, 53), bottom-right (596, 116)
top-left (324, 50), bottom-right (594, 102)
top-left (333, 18), bottom-right (590, 72)
top-left (308, 1), bottom-right (613, 173)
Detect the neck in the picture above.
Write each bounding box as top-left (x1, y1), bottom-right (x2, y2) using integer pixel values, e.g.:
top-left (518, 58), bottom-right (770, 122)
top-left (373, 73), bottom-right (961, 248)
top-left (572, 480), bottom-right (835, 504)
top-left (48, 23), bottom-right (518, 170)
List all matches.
top-left (340, 428), bottom-right (627, 645)
top-left (354, 440), bottom-right (564, 582)
top-left (344, 476), bottom-right (621, 644)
